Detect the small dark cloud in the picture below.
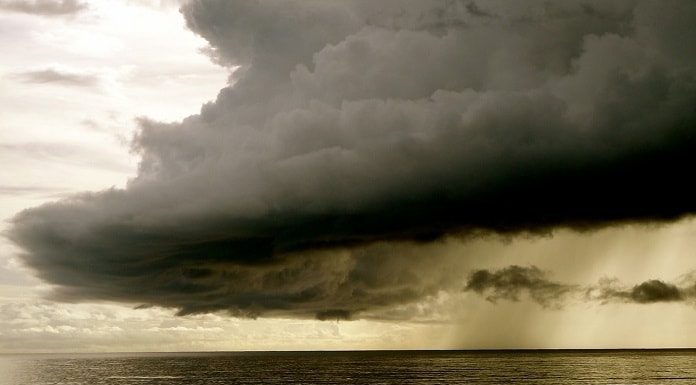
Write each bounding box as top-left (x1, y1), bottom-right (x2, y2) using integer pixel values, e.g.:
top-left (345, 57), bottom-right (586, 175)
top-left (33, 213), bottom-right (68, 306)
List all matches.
top-left (0, 0), bottom-right (87, 16)
top-left (589, 278), bottom-right (686, 304)
top-left (10, 68), bottom-right (98, 87)
top-left (465, 266), bottom-right (575, 308)
top-left (465, 2), bottom-right (495, 18)
top-left (630, 280), bottom-right (684, 303)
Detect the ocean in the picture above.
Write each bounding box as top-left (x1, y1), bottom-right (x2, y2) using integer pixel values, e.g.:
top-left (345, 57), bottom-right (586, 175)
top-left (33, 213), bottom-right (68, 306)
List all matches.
top-left (2, 350), bottom-right (696, 384)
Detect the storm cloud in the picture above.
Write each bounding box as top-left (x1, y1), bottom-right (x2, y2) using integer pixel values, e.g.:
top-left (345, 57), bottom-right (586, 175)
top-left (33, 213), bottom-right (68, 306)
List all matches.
top-left (9, 1), bottom-right (696, 319)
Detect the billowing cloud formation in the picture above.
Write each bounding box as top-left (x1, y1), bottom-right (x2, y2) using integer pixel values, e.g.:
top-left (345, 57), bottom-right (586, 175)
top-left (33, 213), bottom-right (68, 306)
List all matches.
top-left (467, 265), bottom-right (696, 307)
top-left (9, 1), bottom-right (696, 319)
top-left (0, 0), bottom-right (87, 16)
top-left (465, 266), bottom-right (575, 307)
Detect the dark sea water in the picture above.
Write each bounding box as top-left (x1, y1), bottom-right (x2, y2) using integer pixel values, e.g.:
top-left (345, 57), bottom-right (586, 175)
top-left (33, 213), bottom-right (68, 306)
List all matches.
top-left (2, 350), bottom-right (696, 384)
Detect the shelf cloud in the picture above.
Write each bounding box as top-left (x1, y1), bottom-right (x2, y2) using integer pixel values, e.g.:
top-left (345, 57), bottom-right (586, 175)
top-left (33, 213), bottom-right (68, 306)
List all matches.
top-left (9, 0), bottom-right (696, 319)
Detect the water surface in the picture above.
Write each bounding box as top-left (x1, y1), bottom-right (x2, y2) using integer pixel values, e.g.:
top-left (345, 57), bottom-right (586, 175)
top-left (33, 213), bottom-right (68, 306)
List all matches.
top-left (2, 350), bottom-right (696, 384)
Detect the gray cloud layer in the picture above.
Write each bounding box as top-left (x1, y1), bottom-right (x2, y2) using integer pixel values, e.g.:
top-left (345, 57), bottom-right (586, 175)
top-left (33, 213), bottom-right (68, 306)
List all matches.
top-left (10, 68), bottom-right (98, 87)
top-left (467, 266), bottom-right (696, 307)
top-left (0, 0), bottom-right (87, 16)
top-left (9, 0), bottom-right (696, 319)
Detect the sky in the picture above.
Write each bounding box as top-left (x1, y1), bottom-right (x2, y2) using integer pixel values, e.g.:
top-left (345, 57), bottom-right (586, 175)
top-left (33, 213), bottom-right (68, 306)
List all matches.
top-left (1, 0), bottom-right (696, 353)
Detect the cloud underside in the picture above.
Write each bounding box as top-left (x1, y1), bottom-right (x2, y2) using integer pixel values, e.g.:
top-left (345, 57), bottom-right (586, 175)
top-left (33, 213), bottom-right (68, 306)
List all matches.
top-left (9, 1), bottom-right (696, 319)
top-left (0, 0), bottom-right (87, 16)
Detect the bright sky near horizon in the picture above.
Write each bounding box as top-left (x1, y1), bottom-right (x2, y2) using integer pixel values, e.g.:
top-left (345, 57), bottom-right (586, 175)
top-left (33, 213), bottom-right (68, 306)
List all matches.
top-left (2, 0), bottom-right (696, 353)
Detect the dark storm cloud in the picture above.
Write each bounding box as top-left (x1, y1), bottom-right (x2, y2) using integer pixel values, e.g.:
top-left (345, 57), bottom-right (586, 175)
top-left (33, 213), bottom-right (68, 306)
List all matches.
top-left (9, 1), bottom-right (696, 319)
top-left (464, 266), bottom-right (575, 307)
top-left (10, 68), bottom-right (98, 87)
top-left (0, 0), bottom-right (86, 16)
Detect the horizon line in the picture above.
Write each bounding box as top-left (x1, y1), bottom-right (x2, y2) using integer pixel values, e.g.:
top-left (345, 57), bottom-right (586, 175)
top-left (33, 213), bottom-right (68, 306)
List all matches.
top-left (5, 348), bottom-right (696, 356)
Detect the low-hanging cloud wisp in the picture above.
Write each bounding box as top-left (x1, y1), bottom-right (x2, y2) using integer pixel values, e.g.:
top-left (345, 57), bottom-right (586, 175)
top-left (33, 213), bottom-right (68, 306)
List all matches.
top-left (466, 265), bottom-right (696, 307)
